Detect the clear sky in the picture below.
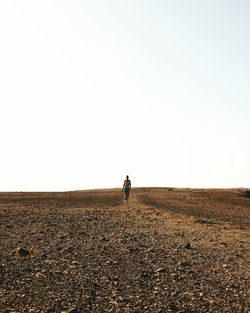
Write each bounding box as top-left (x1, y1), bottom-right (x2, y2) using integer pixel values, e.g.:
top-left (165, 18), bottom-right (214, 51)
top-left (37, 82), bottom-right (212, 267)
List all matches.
top-left (0, 0), bottom-right (249, 191)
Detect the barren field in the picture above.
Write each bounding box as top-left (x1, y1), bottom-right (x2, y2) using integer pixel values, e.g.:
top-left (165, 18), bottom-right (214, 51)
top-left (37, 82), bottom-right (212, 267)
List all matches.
top-left (0, 188), bottom-right (249, 312)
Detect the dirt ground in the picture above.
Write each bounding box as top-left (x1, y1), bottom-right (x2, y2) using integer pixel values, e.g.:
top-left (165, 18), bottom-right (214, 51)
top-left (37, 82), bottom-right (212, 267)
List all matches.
top-left (0, 188), bottom-right (249, 312)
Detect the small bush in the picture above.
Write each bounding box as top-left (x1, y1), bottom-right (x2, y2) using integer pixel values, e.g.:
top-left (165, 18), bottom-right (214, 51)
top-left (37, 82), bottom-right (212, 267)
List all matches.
top-left (244, 190), bottom-right (250, 198)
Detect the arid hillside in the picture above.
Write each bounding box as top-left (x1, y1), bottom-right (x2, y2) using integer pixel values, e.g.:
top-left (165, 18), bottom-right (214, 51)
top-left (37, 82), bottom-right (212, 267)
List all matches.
top-left (0, 188), bottom-right (249, 312)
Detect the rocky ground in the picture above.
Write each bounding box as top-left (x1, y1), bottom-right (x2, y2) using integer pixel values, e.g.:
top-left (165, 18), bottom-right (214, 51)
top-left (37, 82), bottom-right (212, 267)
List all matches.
top-left (0, 188), bottom-right (249, 313)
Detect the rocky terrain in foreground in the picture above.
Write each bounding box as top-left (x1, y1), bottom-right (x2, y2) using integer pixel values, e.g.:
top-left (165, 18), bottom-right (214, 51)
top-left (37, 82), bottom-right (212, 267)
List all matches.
top-left (0, 188), bottom-right (249, 312)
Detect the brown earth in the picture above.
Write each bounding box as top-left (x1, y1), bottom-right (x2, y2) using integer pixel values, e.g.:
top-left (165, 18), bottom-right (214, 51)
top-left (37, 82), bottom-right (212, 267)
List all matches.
top-left (0, 188), bottom-right (249, 313)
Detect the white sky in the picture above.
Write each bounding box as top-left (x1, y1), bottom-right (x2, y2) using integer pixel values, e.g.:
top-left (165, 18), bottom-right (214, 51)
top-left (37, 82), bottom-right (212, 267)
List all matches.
top-left (0, 0), bottom-right (250, 191)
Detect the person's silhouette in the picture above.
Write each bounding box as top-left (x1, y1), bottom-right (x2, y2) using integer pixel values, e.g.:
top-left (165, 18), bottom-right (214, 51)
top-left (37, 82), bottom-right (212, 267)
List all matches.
top-left (123, 175), bottom-right (131, 202)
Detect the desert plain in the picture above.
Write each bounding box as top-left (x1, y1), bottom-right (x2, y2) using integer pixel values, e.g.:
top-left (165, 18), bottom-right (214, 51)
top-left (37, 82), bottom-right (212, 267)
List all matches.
top-left (0, 188), bottom-right (249, 312)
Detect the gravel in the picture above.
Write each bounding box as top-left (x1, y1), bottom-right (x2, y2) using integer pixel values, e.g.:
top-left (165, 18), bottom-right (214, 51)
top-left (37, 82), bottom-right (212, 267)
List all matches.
top-left (0, 188), bottom-right (249, 312)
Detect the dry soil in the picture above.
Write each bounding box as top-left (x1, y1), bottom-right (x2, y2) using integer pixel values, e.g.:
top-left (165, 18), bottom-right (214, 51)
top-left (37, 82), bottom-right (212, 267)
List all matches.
top-left (0, 188), bottom-right (249, 312)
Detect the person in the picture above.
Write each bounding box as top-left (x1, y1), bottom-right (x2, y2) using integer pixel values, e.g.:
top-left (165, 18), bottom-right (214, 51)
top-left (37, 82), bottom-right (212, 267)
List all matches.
top-left (123, 175), bottom-right (131, 202)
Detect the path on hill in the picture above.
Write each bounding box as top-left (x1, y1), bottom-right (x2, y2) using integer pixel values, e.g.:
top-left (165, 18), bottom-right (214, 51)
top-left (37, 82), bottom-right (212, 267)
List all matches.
top-left (0, 189), bottom-right (249, 312)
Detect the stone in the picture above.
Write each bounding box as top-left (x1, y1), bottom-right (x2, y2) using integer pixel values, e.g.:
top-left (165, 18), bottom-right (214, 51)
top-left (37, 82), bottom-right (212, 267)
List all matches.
top-left (185, 243), bottom-right (192, 249)
top-left (17, 247), bottom-right (30, 257)
top-left (179, 261), bottom-right (190, 267)
top-left (156, 267), bottom-right (167, 273)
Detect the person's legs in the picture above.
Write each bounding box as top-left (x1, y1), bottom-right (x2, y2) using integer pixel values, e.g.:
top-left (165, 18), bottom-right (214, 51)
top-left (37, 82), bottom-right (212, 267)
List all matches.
top-left (124, 190), bottom-right (129, 202)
